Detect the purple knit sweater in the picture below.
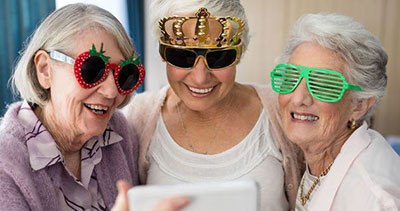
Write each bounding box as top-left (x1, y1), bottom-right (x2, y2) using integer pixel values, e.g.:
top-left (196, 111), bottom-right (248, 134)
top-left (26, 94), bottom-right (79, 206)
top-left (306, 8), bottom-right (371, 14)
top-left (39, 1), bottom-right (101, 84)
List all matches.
top-left (0, 102), bottom-right (139, 211)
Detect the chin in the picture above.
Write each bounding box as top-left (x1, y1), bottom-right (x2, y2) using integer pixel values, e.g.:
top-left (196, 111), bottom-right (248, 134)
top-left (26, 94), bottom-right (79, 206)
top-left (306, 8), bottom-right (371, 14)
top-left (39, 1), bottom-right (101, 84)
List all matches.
top-left (80, 122), bottom-right (108, 138)
top-left (86, 128), bottom-right (106, 139)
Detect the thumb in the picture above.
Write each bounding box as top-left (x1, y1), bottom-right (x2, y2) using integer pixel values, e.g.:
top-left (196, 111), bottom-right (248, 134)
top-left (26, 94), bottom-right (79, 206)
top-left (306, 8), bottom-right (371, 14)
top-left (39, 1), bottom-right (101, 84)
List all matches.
top-left (111, 180), bottom-right (131, 211)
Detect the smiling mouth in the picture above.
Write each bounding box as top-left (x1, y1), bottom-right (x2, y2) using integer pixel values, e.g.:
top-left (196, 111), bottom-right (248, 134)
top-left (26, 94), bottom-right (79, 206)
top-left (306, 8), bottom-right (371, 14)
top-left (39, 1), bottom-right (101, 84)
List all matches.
top-left (187, 85), bottom-right (215, 94)
top-left (84, 103), bottom-right (109, 115)
top-left (291, 112), bottom-right (319, 121)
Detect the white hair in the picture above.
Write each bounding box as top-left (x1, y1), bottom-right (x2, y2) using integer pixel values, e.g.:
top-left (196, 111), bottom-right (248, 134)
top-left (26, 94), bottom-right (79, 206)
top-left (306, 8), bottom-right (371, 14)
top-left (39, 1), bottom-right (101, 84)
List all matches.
top-left (280, 13), bottom-right (388, 123)
top-left (11, 3), bottom-right (136, 108)
top-left (149, 0), bottom-right (250, 53)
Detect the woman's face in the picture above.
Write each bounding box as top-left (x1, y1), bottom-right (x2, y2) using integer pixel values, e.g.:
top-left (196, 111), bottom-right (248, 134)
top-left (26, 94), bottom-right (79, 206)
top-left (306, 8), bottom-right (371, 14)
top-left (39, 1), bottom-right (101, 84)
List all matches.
top-left (278, 42), bottom-right (357, 148)
top-left (165, 17), bottom-right (238, 111)
top-left (44, 28), bottom-right (126, 147)
top-left (166, 58), bottom-right (237, 111)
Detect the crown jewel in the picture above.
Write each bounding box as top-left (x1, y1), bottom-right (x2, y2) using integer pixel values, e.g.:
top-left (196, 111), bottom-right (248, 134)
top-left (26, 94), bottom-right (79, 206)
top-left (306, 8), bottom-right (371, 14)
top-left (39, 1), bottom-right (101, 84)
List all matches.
top-left (159, 8), bottom-right (245, 48)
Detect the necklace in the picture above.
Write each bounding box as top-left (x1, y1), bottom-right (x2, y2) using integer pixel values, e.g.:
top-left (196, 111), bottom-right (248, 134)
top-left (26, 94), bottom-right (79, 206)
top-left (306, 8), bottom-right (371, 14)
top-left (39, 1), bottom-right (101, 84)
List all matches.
top-left (300, 161), bottom-right (334, 206)
top-left (176, 104), bottom-right (221, 154)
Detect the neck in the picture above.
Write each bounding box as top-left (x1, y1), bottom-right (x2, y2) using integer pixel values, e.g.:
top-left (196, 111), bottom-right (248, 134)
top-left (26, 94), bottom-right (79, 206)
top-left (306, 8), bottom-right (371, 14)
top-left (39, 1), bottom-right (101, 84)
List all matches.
top-left (34, 104), bottom-right (83, 178)
top-left (301, 129), bottom-right (353, 176)
top-left (64, 151), bottom-right (81, 179)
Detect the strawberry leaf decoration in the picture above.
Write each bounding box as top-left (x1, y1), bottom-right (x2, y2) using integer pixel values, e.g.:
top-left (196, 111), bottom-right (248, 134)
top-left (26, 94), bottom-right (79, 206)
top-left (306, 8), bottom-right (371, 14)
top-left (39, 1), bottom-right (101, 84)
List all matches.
top-left (120, 51), bottom-right (141, 67)
top-left (89, 43), bottom-right (110, 63)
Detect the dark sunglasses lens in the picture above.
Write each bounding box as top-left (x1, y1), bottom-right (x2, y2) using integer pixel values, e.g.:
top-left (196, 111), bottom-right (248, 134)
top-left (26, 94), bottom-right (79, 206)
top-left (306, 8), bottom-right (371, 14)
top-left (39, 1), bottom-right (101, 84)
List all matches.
top-left (165, 48), bottom-right (196, 68)
top-left (81, 56), bottom-right (106, 84)
top-left (206, 49), bottom-right (237, 69)
top-left (119, 64), bottom-right (139, 91)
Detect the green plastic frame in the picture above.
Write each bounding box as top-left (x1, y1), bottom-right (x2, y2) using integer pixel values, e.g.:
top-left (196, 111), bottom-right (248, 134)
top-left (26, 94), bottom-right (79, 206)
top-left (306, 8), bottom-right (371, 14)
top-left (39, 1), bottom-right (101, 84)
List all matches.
top-left (270, 63), bottom-right (362, 102)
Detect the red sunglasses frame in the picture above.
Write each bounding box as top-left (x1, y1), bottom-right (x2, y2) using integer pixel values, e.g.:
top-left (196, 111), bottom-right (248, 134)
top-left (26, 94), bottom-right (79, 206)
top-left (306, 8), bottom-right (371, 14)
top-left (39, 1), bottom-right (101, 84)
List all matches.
top-left (50, 43), bottom-right (145, 95)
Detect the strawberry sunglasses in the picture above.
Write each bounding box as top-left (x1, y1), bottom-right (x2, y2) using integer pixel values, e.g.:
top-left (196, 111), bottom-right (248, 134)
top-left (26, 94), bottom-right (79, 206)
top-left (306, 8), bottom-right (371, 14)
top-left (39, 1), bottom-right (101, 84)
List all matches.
top-left (48, 43), bottom-right (145, 95)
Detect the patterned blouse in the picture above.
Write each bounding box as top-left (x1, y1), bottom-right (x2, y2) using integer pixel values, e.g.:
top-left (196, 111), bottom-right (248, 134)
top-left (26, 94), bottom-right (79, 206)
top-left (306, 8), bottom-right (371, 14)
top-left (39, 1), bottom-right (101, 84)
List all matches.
top-left (18, 101), bottom-right (123, 211)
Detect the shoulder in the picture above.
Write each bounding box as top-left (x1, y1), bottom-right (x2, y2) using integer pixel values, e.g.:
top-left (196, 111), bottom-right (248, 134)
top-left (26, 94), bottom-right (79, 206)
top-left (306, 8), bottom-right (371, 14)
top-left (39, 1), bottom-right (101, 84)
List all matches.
top-left (353, 129), bottom-right (400, 180)
top-left (0, 102), bottom-right (24, 137)
top-left (108, 110), bottom-right (139, 151)
top-left (0, 102), bottom-right (30, 170)
top-left (342, 129), bottom-right (400, 205)
top-left (121, 87), bottom-right (168, 123)
top-left (0, 104), bottom-right (39, 206)
top-left (120, 87), bottom-right (168, 139)
top-left (123, 87), bottom-right (168, 114)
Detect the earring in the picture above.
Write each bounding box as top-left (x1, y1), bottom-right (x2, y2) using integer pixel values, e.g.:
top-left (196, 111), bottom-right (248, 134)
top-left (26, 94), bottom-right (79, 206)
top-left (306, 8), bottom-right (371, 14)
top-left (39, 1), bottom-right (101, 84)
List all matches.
top-left (347, 119), bottom-right (357, 130)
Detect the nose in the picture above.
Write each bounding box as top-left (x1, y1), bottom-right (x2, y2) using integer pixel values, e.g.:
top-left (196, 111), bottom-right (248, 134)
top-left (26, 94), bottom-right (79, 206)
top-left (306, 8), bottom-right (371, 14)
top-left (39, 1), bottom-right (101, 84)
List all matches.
top-left (190, 56), bottom-right (211, 84)
top-left (97, 70), bottom-right (119, 99)
top-left (290, 79), bottom-right (313, 106)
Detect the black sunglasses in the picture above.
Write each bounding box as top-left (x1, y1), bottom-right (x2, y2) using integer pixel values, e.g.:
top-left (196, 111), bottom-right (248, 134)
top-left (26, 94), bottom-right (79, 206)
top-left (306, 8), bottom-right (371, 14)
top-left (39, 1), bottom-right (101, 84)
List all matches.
top-left (159, 43), bottom-right (242, 70)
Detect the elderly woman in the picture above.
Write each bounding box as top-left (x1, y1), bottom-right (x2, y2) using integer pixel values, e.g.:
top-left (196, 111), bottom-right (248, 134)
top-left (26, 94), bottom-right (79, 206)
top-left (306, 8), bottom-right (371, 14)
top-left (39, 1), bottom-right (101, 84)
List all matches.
top-left (270, 13), bottom-right (400, 210)
top-left (0, 3), bottom-right (187, 211)
top-left (122, 0), bottom-right (303, 210)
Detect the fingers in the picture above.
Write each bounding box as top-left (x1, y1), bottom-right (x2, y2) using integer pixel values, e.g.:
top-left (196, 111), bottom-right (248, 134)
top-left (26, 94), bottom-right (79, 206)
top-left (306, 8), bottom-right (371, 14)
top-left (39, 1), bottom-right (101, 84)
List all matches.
top-left (152, 196), bottom-right (190, 211)
top-left (111, 180), bottom-right (131, 211)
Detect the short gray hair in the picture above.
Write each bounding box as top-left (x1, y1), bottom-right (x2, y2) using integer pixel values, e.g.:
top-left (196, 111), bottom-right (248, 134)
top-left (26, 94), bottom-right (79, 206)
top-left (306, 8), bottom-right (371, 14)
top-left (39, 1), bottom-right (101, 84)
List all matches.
top-left (280, 13), bottom-right (388, 123)
top-left (149, 0), bottom-right (250, 53)
top-left (11, 3), bottom-right (136, 108)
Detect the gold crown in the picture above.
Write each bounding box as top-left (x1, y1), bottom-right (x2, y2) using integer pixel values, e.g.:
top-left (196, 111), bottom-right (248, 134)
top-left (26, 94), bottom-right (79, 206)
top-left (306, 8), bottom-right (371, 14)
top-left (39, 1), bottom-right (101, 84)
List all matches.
top-left (158, 8), bottom-right (245, 48)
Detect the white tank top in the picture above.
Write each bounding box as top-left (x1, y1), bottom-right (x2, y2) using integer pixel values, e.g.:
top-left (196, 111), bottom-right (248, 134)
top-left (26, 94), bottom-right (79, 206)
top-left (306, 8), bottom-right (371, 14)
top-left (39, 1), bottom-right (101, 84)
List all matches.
top-left (146, 110), bottom-right (289, 211)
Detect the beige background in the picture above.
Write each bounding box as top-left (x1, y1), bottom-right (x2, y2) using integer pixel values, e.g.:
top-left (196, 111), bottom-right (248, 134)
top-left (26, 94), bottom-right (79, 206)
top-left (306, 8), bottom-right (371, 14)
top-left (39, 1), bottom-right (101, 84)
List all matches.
top-left (144, 0), bottom-right (400, 136)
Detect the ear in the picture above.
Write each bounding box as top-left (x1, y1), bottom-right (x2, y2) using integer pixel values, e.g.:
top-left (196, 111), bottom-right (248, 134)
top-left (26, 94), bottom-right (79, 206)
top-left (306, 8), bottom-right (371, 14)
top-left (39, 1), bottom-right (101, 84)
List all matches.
top-left (34, 50), bottom-right (53, 89)
top-left (351, 97), bottom-right (376, 121)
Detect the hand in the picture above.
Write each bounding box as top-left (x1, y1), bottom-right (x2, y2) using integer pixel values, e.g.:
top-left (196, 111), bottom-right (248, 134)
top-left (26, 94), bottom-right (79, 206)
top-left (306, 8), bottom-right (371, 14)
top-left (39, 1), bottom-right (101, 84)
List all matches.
top-left (111, 180), bottom-right (190, 211)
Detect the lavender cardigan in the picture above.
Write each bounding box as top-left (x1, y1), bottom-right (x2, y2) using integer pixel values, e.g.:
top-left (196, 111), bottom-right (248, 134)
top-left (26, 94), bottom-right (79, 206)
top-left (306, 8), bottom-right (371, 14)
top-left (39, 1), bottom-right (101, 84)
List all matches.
top-left (0, 102), bottom-right (140, 211)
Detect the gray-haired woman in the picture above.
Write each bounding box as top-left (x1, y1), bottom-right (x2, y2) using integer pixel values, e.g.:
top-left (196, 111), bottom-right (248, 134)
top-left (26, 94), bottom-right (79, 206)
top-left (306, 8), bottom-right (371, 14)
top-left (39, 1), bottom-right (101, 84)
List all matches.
top-left (270, 13), bottom-right (400, 210)
top-left (122, 0), bottom-right (304, 210)
top-left (0, 3), bottom-right (187, 211)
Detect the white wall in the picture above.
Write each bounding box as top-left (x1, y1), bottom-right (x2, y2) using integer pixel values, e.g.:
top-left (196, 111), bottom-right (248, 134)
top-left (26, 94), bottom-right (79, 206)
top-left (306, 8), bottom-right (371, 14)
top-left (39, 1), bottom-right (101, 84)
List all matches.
top-left (143, 0), bottom-right (168, 91)
top-left (55, 0), bottom-right (130, 34)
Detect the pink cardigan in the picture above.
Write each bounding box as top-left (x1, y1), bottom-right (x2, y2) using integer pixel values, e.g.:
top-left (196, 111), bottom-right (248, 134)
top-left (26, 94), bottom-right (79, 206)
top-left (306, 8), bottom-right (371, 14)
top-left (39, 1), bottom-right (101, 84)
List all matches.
top-left (123, 83), bottom-right (304, 210)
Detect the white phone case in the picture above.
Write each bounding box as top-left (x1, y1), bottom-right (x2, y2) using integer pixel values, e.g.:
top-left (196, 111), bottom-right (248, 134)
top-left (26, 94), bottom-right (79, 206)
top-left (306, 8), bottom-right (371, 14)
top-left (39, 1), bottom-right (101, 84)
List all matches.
top-left (128, 180), bottom-right (259, 211)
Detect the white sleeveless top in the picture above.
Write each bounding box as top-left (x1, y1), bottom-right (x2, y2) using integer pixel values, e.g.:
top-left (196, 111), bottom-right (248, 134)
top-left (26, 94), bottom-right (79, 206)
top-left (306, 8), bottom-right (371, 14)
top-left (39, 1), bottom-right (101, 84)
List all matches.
top-left (146, 110), bottom-right (289, 211)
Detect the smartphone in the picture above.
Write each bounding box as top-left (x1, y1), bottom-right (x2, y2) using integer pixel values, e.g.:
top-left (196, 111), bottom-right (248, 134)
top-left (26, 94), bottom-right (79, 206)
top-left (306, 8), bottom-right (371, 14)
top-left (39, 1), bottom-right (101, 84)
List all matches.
top-left (127, 180), bottom-right (259, 211)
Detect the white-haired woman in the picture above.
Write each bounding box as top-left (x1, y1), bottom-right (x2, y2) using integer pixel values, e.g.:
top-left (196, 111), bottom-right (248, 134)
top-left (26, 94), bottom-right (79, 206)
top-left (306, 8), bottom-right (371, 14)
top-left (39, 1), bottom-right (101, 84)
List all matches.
top-left (122, 0), bottom-right (304, 210)
top-left (270, 13), bottom-right (400, 210)
top-left (0, 3), bottom-right (187, 211)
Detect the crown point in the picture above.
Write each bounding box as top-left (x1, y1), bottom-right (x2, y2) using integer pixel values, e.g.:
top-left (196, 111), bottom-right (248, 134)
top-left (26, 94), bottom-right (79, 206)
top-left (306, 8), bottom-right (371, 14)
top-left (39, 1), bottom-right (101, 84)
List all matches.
top-left (159, 7), bottom-right (244, 48)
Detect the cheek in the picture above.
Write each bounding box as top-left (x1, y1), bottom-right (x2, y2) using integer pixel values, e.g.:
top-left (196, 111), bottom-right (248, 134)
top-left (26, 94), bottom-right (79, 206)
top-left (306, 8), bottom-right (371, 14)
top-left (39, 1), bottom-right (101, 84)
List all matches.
top-left (212, 68), bottom-right (236, 83)
top-left (115, 95), bottom-right (127, 107)
top-left (319, 102), bottom-right (350, 134)
top-left (278, 94), bottom-right (290, 111)
top-left (166, 65), bottom-right (187, 82)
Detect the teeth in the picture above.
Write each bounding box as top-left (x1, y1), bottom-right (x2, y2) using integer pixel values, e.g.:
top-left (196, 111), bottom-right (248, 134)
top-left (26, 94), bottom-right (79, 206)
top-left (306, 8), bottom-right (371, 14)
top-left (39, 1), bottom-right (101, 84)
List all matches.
top-left (293, 113), bottom-right (319, 121)
top-left (188, 86), bottom-right (214, 94)
top-left (84, 104), bottom-right (109, 114)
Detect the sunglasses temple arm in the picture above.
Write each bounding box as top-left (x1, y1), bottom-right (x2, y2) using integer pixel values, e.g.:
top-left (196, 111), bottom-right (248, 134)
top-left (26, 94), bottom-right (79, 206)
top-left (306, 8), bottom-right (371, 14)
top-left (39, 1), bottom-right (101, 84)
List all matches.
top-left (347, 84), bottom-right (362, 91)
top-left (49, 51), bottom-right (75, 65)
